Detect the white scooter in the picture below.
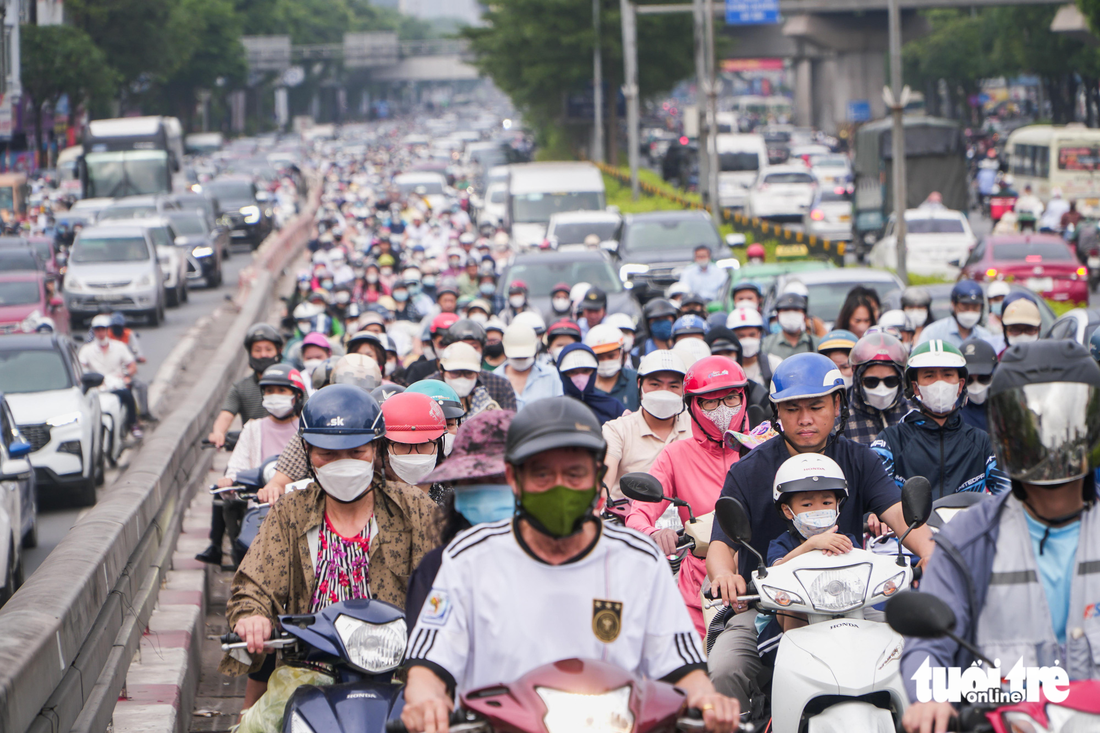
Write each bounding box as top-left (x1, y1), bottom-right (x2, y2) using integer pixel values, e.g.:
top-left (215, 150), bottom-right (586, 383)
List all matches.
top-left (713, 476), bottom-right (933, 733)
top-left (98, 391), bottom-right (128, 467)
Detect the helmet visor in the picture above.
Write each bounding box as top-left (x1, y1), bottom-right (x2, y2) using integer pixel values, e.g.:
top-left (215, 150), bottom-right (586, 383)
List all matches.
top-left (989, 382), bottom-right (1100, 485)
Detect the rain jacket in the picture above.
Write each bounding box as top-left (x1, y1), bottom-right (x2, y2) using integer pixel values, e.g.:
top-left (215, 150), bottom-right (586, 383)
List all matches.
top-left (558, 343), bottom-right (627, 425)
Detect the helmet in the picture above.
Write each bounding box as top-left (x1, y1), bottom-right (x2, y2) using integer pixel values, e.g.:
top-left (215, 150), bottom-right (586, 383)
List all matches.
top-left (666, 282), bottom-right (691, 299)
top-left (331, 353), bottom-right (382, 391)
top-left (311, 356), bottom-right (341, 391)
top-left (905, 340), bottom-right (968, 408)
top-left (584, 323), bottom-right (624, 354)
top-left (726, 306), bottom-right (764, 330)
top-left (672, 338), bottom-right (712, 370)
top-left (258, 363), bottom-right (307, 401)
top-left (672, 314), bottom-right (709, 339)
top-left (244, 323), bottom-right (284, 351)
top-left (293, 301), bottom-right (325, 320)
top-left (302, 332), bottom-right (332, 352)
top-left (684, 355), bottom-right (747, 395)
top-left (731, 281), bottom-right (763, 298)
top-left (300, 384), bottom-right (385, 450)
top-left (1089, 327), bottom-right (1100, 361)
top-left (989, 340), bottom-right (1100, 485)
top-left (817, 329), bottom-right (858, 354)
top-left (430, 312), bottom-right (461, 335)
top-left (447, 318), bottom-right (488, 347)
top-left (1002, 298), bottom-right (1042, 328)
top-left (347, 330), bottom-right (386, 363)
top-left (382, 391), bottom-right (447, 443)
top-left (774, 292), bottom-right (808, 312)
top-left (769, 353), bottom-right (845, 403)
top-left (91, 314), bottom-right (112, 329)
top-left (705, 326), bottom-right (741, 356)
top-left (746, 243), bottom-right (766, 260)
top-left (505, 396), bottom-right (607, 465)
top-left (603, 312), bottom-right (637, 332)
top-left (850, 332), bottom-right (907, 370)
top-left (951, 280), bottom-right (984, 306)
top-left (876, 309), bottom-right (913, 335)
top-left (547, 319), bottom-right (582, 342)
top-left (643, 298), bottom-right (679, 322)
top-left (109, 312), bottom-right (126, 328)
top-left (682, 293), bottom-right (708, 310)
top-left (987, 280), bottom-right (1011, 300)
top-left (371, 384), bottom-right (405, 404)
top-left (406, 379), bottom-right (466, 419)
top-left (900, 286), bottom-right (932, 309)
top-left (637, 349), bottom-right (687, 377)
top-left (960, 337), bottom-right (998, 377)
top-left (783, 280), bottom-right (810, 298)
top-left (772, 453), bottom-right (849, 506)
top-left (512, 310), bottom-right (546, 336)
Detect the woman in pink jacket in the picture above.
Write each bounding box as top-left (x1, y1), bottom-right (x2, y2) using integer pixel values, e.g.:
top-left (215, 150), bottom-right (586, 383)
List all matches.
top-left (626, 355), bottom-right (748, 638)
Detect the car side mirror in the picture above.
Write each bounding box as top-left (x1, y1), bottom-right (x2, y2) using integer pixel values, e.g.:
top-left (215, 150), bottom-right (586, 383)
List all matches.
top-left (81, 371), bottom-right (104, 393)
top-left (619, 472), bottom-right (665, 503)
top-left (8, 438), bottom-right (31, 459)
top-left (600, 239), bottom-right (618, 253)
top-left (947, 259), bottom-right (961, 268)
top-left (726, 233), bottom-right (747, 248)
top-left (0, 457), bottom-right (31, 480)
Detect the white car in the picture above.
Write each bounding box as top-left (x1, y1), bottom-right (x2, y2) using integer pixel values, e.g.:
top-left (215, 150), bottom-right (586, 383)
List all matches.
top-left (478, 182), bottom-right (508, 228)
top-left (0, 394), bottom-right (35, 604)
top-left (0, 333), bottom-right (105, 507)
top-left (869, 208), bottom-right (977, 278)
top-left (129, 217), bottom-right (193, 307)
top-left (546, 210), bottom-right (621, 250)
top-left (803, 186), bottom-right (854, 242)
top-left (809, 153), bottom-right (852, 187)
top-left (394, 171), bottom-right (453, 212)
top-left (64, 224), bottom-right (168, 328)
top-left (746, 165), bottom-right (818, 221)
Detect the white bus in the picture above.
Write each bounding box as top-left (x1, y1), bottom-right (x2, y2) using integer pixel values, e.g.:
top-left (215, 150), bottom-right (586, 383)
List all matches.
top-left (1006, 124), bottom-right (1100, 215)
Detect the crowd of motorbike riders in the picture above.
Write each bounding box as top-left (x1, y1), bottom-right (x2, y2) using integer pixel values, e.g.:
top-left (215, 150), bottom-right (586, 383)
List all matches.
top-left (202, 147), bottom-right (1100, 733)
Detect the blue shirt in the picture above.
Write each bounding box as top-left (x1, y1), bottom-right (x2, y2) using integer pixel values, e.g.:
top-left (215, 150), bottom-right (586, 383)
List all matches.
top-left (915, 316), bottom-right (1004, 352)
top-left (678, 262), bottom-right (727, 302)
top-left (1024, 512), bottom-right (1080, 645)
top-left (492, 359), bottom-right (563, 410)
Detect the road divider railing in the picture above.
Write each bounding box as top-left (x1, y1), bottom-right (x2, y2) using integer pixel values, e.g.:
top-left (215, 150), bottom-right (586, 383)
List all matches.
top-left (0, 179), bottom-right (320, 733)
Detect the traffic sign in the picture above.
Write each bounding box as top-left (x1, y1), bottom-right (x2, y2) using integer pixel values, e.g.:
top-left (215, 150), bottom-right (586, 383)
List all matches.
top-left (847, 100), bottom-right (872, 123)
top-left (241, 36), bottom-right (291, 71)
top-left (343, 32), bottom-right (399, 68)
top-left (725, 0), bottom-right (779, 25)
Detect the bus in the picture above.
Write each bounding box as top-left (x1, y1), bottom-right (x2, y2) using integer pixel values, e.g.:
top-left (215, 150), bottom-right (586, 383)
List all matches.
top-left (1006, 124), bottom-right (1100, 215)
top-left (80, 116), bottom-right (184, 199)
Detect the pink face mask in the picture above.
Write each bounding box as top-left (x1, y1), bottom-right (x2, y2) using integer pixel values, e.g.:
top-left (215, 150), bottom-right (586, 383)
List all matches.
top-left (569, 373), bottom-right (591, 392)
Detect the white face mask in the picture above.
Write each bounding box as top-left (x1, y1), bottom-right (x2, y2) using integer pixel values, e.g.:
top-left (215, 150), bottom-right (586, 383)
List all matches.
top-left (841, 374), bottom-right (853, 390)
top-left (508, 356), bottom-right (535, 372)
top-left (955, 310), bottom-right (981, 330)
top-left (262, 394), bottom-right (296, 419)
top-left (621, 334), bottom-right (635, 353)
top-left (734, 299), bottom-right (759, 311)
top-left (777, 311), bottom-right (805, 334)
top-left (1009, 332), bottom-right (1038, 345)
top-left (95, 336), bottom-right (110, 347)
top-left (739, 337), bottom-right (760, 358)
top-left (641, 389), bottom-right (683, 420)
top-left (314, 458), bottom-right (374, 502)
top-left (552, 297), bottom-right (572, 312)
top-left (549, 346), bottom-right (565, 363)
top-left (469, 312), bottom-right (488, 325)
top-left (917, 379), bottom-right (960, 414)
top-left (863, 383), bottom-right (899, 411)
top-left (389, 452), bottom-right (437, 485)
top-left (442, 432), bottom-right (455, 457)
top-left (385, 359), bottom-right (397, 376)
top-left (791, 508), bottom-right (838, 539)
top-left (509, 294), bottom-right (526, 309)
top-left (967, 381), bottom-right (990, 405)
top-left (303, 358), bottom-right (324, 371)
top-left (904, 308), bottom-right (928, 328)
top-left (445, 375), bottom-right (476, 398)
top-left (597, 360), bottom-right (621, 378)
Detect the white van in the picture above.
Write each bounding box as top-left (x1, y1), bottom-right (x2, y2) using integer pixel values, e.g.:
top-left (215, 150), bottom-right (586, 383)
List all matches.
top-left (715, 133), bottom-right (768, 209)
top-left (506, 162), bottom-right (606, 248)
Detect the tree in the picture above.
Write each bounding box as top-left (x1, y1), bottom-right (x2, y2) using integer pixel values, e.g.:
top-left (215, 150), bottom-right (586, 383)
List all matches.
top-left (65, 0), bottom-right (177, 94)
top-left (903, 10), bottom-right (990, 121)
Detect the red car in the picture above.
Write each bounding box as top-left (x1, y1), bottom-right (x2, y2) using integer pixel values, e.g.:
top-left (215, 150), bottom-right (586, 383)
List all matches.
top-left (0, 270), bottom-right (68, 335)
top-left (959, 233), bottom-right (1088, 306)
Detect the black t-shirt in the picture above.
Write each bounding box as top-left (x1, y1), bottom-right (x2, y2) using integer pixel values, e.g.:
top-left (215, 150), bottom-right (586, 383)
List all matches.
top-left (710, 435), bottom-right (901, 579)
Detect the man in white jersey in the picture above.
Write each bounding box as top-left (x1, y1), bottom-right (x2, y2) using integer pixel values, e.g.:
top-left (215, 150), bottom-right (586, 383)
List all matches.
top-left (402, 396), bottom-right (738, 733)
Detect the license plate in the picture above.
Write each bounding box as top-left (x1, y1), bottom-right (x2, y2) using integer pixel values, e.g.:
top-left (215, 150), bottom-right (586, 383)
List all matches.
top-left (1026, 277), bottom-right (1054, 293)
top-left (92, 294), bottom-right (119, 301)
top-left (1089, 257), bottom-right (1100, 268)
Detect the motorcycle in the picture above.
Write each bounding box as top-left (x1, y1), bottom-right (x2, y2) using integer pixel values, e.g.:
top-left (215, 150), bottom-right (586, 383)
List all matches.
top-left (619, 472), bottom-right (712, 576)
top-left (209, 454), bottom-right (278, 567)
top-left (866, 491), bottom-right (987, 558)
top-left (221, 597), bottom-right (407, 733)
top-left (711, 476), bottom-right (933, 733)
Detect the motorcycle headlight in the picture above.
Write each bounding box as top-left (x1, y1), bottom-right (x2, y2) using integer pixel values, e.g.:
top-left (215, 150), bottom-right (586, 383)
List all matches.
top-left (192, 246), bottom-right (214, 258)
top-left (794, 563), bottom-right (872, 613)
top-left (873, 571), bottom-right (906, 599)
top-left (761, 585), bottom-right (804, 607)
top-left (333, 614), bottom-right (407, 674)
top-left (1044, 704), bottom-right (1100, 733)
top-left (535, 685), bottom-right (634, 733)
top-left (241, 205), bottom-right (261, 224)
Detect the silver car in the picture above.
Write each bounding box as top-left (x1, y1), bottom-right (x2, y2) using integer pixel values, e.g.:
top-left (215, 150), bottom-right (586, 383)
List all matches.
top-left (62, 224), bottom-right (166, 328)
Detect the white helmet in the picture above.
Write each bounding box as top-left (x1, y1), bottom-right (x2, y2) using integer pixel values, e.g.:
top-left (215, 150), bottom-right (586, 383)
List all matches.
top-left (584, 323), bottom-right (624, 354)
top-left (727, 306), bottom-right (764, 330)
top-left (637, 349), bottom-right (687, 377)
top-left (512, 310), bottom-right (546, 336)
top-left (666, 282), bottom-right (691, 299)
top-left (987, 280), bottom-right (1011, 300)
top-left (570, 282), bottom-right (591, 304)
top-left (877, 309), bottom-right (913, 334)
top-left (90, 314), bottom-right (113, 329)
top-left (783, 280), bottom-right (810, 297)
top-left (772, 453), bottom-right (849, 505)
top-left (604, 312), bottom-right (637, 333)
top-left (671, 338), bottom-right (711, 370)
top-left (293, 301), bottom-right (325, 320)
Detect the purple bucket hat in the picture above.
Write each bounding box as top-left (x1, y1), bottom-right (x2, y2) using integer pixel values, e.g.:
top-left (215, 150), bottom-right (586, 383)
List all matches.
top-left (425, 409), bottom-right (516, 483)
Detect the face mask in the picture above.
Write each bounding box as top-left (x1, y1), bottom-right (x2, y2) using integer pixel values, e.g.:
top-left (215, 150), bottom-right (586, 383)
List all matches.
top-left (990, 301), bottom-right (1004, 317)
top-left (549, 346), bottom-right (565, 363)
top-left (385, 359), bottom-right (397, 376)
top-left (446, 375), bottom-right (477, 398)
top-left (918, 379), bottom-right (960, 415)
top-left (321, 279), bottom-right (334, 291)
top-left (904, 308), bottom-right (928, 328)
top-left (519, 484), bottom-right (597, 538)
top-left (95, 336), bottom-right (110, 347)
top-left (303, 358), bottom-right (324, 371)
top-left (569, 372), bottom-right (591, 391)
top-left (381, 267), bottom-right (393, 277)
top-left (393, 290), bottom-right (409, 302)
top-left (449, 259), bottom-right (461, 268)
top-left (111, 325), bottom-right (124, 337)
top-left (479, 282), bottom-right (496, 295)
top-left (621, 334), bottom-right (635, 353)
top-left (734, 299), bottom-right (759, 311)
top-left (641, 390), bottom-right (683, 420)
top-left (314, 458), bottom-right (374, 502)
top-left (389, 452), bottom-right (437, 485)
top-left (841, 374), bottom-right (853, 390)
top-left (454, 484), bottom-right (515, 525)
top-left (335, 291), bottom-right (351, 304)
top-left (778, 311), bottom-right (805, 334)
top-left (650, 319), bottom-right (673, 342)
top-left (484, 341), bottom-right (505, 359)
top-left (442, 432), bottom-right (455, 457)
top-left (262, 394), bottom-right (296, 418)
top-left (552, 297), bottom-right (572, 313)
top-left (791, 508), bottom-right (838, 539)
top-left (739, 337), bottom-right (760, 358)
top-left (299, 281), bottom-right (311, 292)
top-left (968, 381), bottom-right (990, 405)
top-left (247, 355), bottom-right (277, 375)
top-left (366, 273), bottom-right (379, 284)
top-left (509, 294), bottom-right (526, 309)
top-left (863, 383), bottom-right (899, 411)
top-left (509, 356), bottom-right (535, 372)
top-left (469, 312), bottom-right (488, 325)
top-left (701, 402), bottom-right (738, 433)
top-left (597, 360), bottom-right (621, 378)
top-left (423, 276), bottom-right (437, 288)
top-left (954, 310), bottom-right (981, 329)
top-left (1009, 332), bottom-right (1038, 345)
top-left (423, 345), bottom-right (436, 361)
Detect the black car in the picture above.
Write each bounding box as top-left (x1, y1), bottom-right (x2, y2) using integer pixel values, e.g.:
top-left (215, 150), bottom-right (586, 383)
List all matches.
top-left (204, 176), bottom-right (274, 249)
top-left (167, 211), bottom-right (223, 287)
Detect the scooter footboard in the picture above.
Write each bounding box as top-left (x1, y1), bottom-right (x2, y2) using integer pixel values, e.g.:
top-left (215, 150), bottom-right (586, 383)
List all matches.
top-left (806, 701), bottom-right (894, 733)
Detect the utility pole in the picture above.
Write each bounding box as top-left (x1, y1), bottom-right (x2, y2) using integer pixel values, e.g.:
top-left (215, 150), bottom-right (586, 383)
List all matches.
top-left (593, 0), bottom-right (604, 163)
top-left (887, 0), bottom-right (908, 285)
top-left (704, 0), bottom-right (720, 217)
top-left (620, 0), bottom-right (640, 199)
top-left (693, 0), bottom-right (710, 209)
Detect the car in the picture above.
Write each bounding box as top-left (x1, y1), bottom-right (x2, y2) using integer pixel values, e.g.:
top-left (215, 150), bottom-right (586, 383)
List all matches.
top-left (803, 186), bottom-right (854, 243)
top-left (126, 217), bottom-right (192, 307)
top-left (94, 194), bottom-right (182, 222)
top-left (765, 268), bottom-right (906, 329)
top-left (0, 236), bottom-right (63, 279)
top-left (0, 394), bottom-right (34, 604)
top-left (394, 171), bottom-right (453, 212)
top-left (723, 259), bottom-right (837, 310)
top-left (478, 182), bottom-right (508, 228)
top-left (1034, 307), bottom-right (1097, 344)
top-left (0, 247), bottom-right (45, 274)
top-left (0, 333), bottom-right (106, 507)
top-left (869, 208), bottom-right (977, 278)
top-left (545, 210), bottom-right (622, 250)
top-left (808, 153), bottom-right (852, 188)
top-left (204, 176), bottom-right (274, 249)
top-left (170, 191), bottom-right (230, 260)
top-left (0, 271), bottom-right (68, 335)
top-left (610, 210), bottom-right (738, 300)
top-left (746, 165), bottom-right (818, 221)
top-left (62, 223), bottom-right (167, 327)
top-left (167, 210), bottom-right (223, 287)
top-left (880, 282), bottom-right (1058, 333)
top-left (959, 234), bottom-right (1088, 306)
top-left (496, 249), bottom-right (641, 323)
top-left (788, 144), bottom-right (832, 167)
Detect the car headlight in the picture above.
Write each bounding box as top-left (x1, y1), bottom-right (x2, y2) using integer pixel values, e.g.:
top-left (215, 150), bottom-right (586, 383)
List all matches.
top-left (65, 276), bottom-right (83, 292)
top-left (760, 585), bottom-right (804, 607)
top-left (137, 273), bottom-right (154, 288)
top-left (536, 685), bottom-right (634, 733)
top-left (794, 563), bottom-right (872, 613)
top-left (287, 710), bottom-right (316, 733)
top-left (333, 614), bottom-right (406, 674)
top-left (47, 411), bottom-right (82, 427)
top-left (192, 246), bottom-right (214, 258)
top-left (873, 571), bottom-right (906, 599)
top-left (619, 263), bottom-right (649, 280)
top-left (241, 205), bottom-right (261, 224)
top-left (1043, 704), bottom-right (1100, 733)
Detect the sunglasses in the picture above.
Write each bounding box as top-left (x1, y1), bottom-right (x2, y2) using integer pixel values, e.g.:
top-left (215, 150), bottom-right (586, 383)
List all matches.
top-left (968, 374), bottom-right (992, 385)
top-left (862, 375), bottom-right (901, 389)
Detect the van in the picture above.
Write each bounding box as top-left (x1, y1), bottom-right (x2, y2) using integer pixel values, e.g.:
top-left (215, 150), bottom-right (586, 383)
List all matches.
top-left (715, 133), bottom-right (767, 209)
top-left (506, 162), bottom-right (606, 248)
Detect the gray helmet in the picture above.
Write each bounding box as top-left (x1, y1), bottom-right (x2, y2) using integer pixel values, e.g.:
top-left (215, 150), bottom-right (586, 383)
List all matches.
top-left (900, 286), bottom-right (932, 309)
top-left (244, 323), bottom-right (284, 351)
top-left (505, 396), bottom-right (607, 466)
top-left (446, 318), bottom-right (487, 347)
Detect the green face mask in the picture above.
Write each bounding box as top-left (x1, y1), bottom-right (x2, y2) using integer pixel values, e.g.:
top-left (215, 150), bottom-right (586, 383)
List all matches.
top-left (519, 484), bottom-right (598, 538)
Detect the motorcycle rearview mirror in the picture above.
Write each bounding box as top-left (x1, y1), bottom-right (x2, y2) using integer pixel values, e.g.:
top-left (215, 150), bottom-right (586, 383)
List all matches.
top-left (715, 496), bottom-right (767, 578)
top-left (896, 476), bottom-right (933, 565)
top-left (619, 473), bottom-right (665, 503)
top-left (885, 591), bottom-right (995, 667)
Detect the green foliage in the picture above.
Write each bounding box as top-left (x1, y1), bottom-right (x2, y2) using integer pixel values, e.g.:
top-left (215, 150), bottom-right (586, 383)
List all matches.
top-left (66, 0), bottom-right (177, 86)
top-left (21, 24), bottom-right (117, 140)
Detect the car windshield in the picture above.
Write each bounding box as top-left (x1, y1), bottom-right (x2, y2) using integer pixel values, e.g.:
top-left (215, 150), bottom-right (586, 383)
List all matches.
top-left (992, 241), bottom-right (1074, 262)
top-left (0, 280), bottom-right (39, 306)
top-left (764, 172), bottom-right (816, 185)
top-left (907, 217), bottom-right (966, 234)
top-left (98, 205), bottom-right (157, 220)
top-left (811, 155), bottom-right (849, 168)
top-left (511, 192), bottom-right (603, 224)
top-left (719, 152), bottom-right (760, 172)
top-left (622, 218), bottom-right (719, 251)
top-left (29, 240), bottom-right (51, 261)
top-left (805, 280), bottom-right (900, 321)
top-left (205, 180), bottom-right (254, 203)
top-left (0, 250), bottom-right (41, 270)
top-left (819, 188), bottom-right (852, 203)
top-left (168, 214), bottom-right (207, 235)
top-left (84, 150), bottom-right (169, 198)
top-left (397, 179), bottom-right (445, 195)
top-left (552, 221), bottom-right (619, 245)
top-left (489, 188), bottom-right (506, 204)
top-left (505, 259), bottom-right (622, 296)
top-left (71, 236), bottom-right (150, 263)
top-left (0, 348), bottom-right (72, 392)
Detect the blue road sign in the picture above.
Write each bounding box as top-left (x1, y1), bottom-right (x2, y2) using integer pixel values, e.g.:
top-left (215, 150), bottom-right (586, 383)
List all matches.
top-left (725, 0), bottom-right (779, 24)
top-left (847, 100), bottom-right (872, 123)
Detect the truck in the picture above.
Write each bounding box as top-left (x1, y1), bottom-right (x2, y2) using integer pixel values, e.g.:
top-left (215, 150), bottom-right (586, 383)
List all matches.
top-left (80, 116), bottom-right (184, 199)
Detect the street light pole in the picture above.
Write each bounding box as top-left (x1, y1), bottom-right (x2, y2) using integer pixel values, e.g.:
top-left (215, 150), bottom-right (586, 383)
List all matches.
top-left (593, 0), bottom-right (605, 163)
top-left (888, 0), bottom-right (908, 285)
top-left (704, 0), bottom-right (720, 218)
top-left (693, 0), bottom-right (710, 209)
top-left (621, 0), bottom-right (640, 199)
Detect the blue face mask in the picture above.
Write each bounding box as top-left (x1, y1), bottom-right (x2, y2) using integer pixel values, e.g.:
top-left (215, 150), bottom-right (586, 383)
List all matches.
top-left (454, 484), bottom-right (516, 525)
top-left (650, 319), bottom-right (674, 341)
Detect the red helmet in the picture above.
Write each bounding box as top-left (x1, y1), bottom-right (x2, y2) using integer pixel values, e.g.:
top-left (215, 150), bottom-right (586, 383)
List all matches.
top-left (683, 355), bottom-right (748, 395)
top-left (382, 392), bottom-right (447, 443)
top-left (431, 312), bottom-right (460, 335)
top-left (746, 243), bottom-right (766, 260)
top-left (547, 319), bottom-right (582, 341)
top-left (849, 332), bottom-right (907, 369)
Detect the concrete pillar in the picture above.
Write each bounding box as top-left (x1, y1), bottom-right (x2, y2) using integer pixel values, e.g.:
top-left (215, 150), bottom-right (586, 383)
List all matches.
top-left (814, 57), bottom-right (838, 135)
top-left (794, 58), bottom-right (812, 128)
top-left (831, 50), bottom-right (886, 130)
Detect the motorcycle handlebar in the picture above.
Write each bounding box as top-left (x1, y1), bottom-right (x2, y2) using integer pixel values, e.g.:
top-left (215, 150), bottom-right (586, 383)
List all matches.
top-left (386, 713), bottom-right (482, 733)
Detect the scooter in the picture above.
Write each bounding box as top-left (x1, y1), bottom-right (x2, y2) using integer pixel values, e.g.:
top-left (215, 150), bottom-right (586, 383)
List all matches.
top-left (712, 476), bottom-right (933, 733)
top-left (208, 454), bottom-right (278, 567)
top-left (619, 472), bottom-right (712, 576)
top-left (221, 597), bottom-right (407, 733)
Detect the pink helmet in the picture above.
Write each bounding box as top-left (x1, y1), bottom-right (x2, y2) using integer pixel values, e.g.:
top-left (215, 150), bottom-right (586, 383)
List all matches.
top-left (302, 332), bottom-right (332, 351)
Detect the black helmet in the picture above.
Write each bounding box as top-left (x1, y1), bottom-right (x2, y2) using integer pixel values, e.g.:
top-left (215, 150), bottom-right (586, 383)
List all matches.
top-left (447, 318), bottom-right (487, 347)
top-left (244, 323), bottom-right (284, 351)
top-left (346, 330), bottom-right (386, 364)
top-left (704, 326), bottom-right (741, 357)
top-left (371, 384), bottom-right (405, 404)
top-left (959, 337), bottom-right (998, 377)
top-left (300, 384), bottom-right (385, 450)
top-left (505, 396), bottom-right (607, 466)
top-left (901, 286), bottom-right (932, 309)
top-left (774, 292), bottom-right (808, 312)
top-left (643, 298), bottom-right (678, 322)
top-left (681, 293), bottom-right (708, 309)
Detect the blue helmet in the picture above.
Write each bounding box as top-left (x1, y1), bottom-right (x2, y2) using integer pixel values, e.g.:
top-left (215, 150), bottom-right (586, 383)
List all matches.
top-left (109, 312), bottom-right (126, 328)
top-left (672, 314), bottom-right (709, 338)
top-left (1090, 328), bottom-right (1100, 362)
top-left (300, 384), bottom-right (385, 450)
top-left (769, 352), bottom-right (846, 403)
top-left (951, 280), bottom-right (984, 305)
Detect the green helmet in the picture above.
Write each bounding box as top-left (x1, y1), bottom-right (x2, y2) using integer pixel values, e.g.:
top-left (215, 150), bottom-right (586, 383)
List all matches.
top-left (406, 379), bottom-right (466, 420)
top-left (905, 339), bottom-right (969, 406)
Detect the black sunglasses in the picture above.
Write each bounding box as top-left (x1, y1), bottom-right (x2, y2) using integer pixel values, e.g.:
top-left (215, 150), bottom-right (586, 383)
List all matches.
top-left (862, 375), bottom-right (901, 389)
top-left (968, 374), bottom-right (993, 385)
